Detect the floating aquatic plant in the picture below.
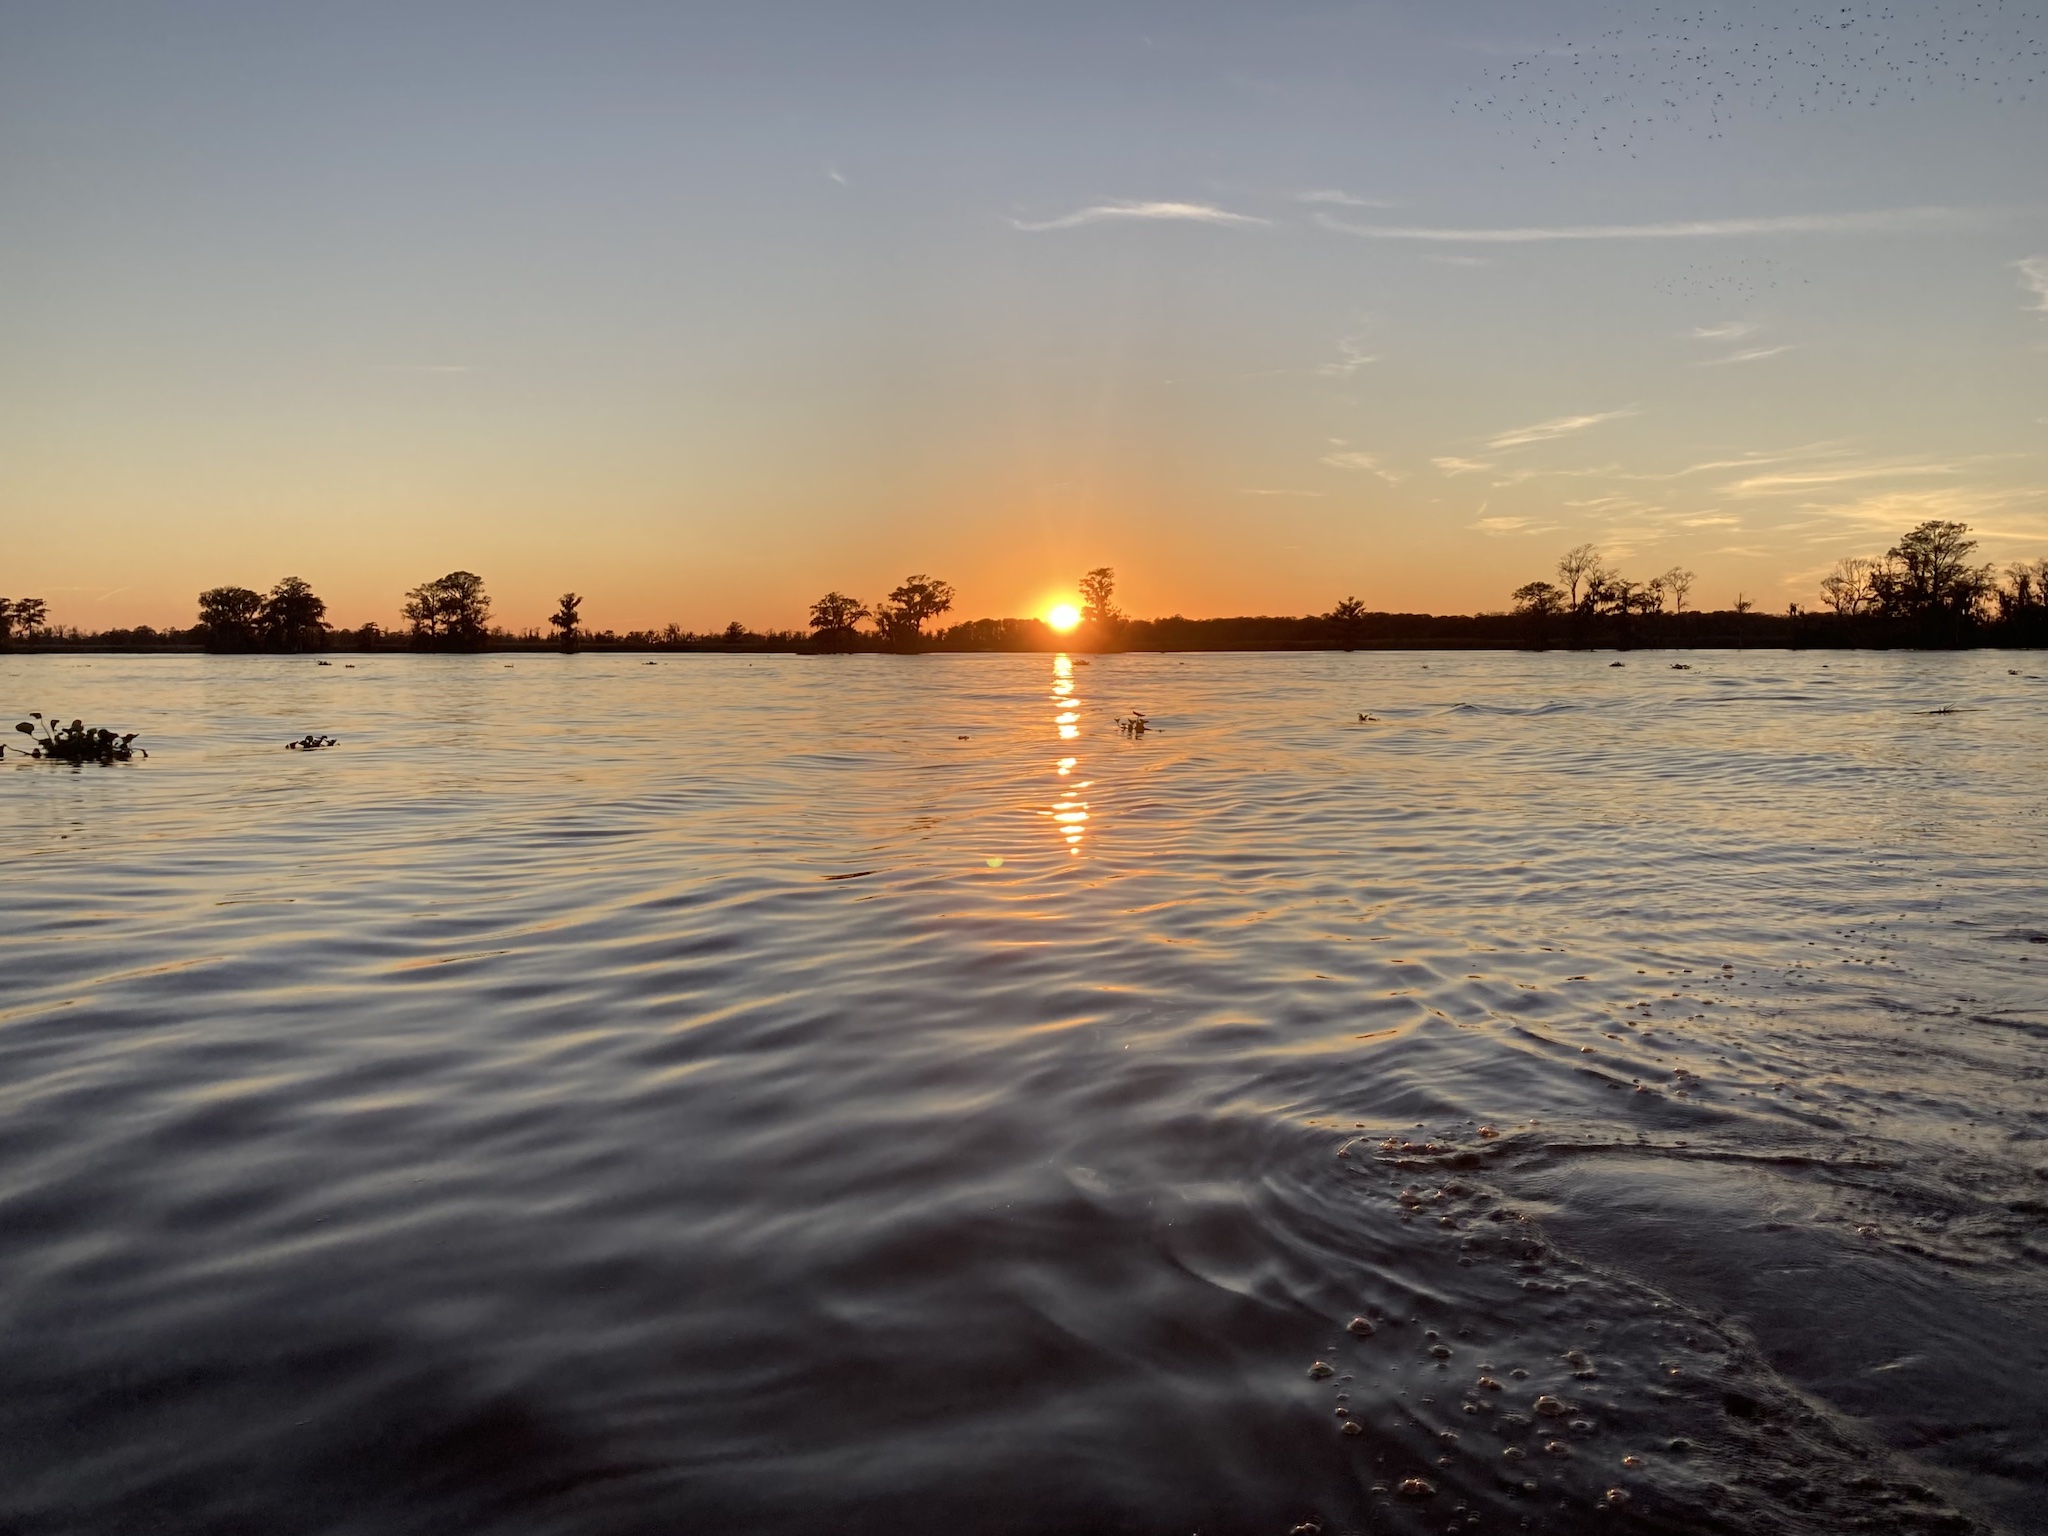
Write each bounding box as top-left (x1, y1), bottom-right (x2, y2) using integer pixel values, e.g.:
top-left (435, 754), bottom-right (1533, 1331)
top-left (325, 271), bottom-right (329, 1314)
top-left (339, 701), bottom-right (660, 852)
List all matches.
top-left (9, 712), bottom-right (145, 763)
top-left (1116, 711), bottom-right (1150, 737)
top-left (286, 734), bottom-right (340, 750)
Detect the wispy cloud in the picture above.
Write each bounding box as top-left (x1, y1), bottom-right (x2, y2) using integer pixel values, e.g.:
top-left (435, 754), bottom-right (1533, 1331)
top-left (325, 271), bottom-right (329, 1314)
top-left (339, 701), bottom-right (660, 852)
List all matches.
top-left (1296, 189), bottom-right (1393, 208)
top-left (1473, 515), bottom-right (1556, 534)
top-left (1487, 410), bottom-right (1634, 450)
top-left (1317, 206), bottom-right (1972, 244)
top-left (1321, 450), bottom-right (1399, 482)
top-left (1008, 200), bottom-right (1268, 232)
top-left (2017, 256), bottom-right (2048, 314)
top-left (826, 164), bottom-right (848, 186)
top-left (1793, 483), bottom-right (2048, 543)
top-left (1433, 456), bottom-right (1495, 476)
top-left (1702, 345), bottom-right (1796, 366)
top-left (1720, 459), bottom-right (1964, 497)
top-left (1316, 332), bottom-right (1379, 378)
top-left (1689, 321), bottom-right (1757, 341)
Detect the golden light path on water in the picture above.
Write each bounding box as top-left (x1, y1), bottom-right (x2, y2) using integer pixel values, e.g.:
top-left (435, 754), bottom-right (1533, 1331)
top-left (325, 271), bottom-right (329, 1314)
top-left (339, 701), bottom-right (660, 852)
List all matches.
top-left (1048, 653), bottom-right (1088, 854)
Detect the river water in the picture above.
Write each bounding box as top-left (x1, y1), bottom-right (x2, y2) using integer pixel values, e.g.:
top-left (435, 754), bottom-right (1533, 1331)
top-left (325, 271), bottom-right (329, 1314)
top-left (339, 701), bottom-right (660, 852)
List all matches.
top-left (3, 650), bottom-right (2045, 1536)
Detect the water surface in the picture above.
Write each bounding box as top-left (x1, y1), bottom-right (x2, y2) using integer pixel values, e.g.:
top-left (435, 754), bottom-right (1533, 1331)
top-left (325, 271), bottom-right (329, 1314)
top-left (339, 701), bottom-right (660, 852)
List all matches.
top-left (4, 650), bottom-right (2045, 1535)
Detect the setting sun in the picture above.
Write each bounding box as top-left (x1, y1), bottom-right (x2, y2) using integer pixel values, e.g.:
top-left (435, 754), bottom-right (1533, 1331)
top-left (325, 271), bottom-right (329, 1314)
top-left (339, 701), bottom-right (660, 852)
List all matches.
top-left (1045, 603), bottom-right (1081, 632)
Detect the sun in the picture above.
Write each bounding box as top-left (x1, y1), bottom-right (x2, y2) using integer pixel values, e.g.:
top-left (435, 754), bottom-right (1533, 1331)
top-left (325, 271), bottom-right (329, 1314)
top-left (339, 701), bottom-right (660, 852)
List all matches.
top-left (1045, 603), bottom-right (1081, 632)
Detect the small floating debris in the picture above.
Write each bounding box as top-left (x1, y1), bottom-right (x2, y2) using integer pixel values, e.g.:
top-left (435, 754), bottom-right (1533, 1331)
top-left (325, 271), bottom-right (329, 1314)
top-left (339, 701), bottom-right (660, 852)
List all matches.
top-left (1340, 1420), bottom-right (1364, 1437)
top-left (1502, 1446), bottom-right (1527, 1461)
top-left (10, 714), bottom-right (145, 763)
top-left (1535, 1394), bottom-right (1568, 1417)
top-left (1307, 1361), bottom-right (1335, 1379)
top-left (1609, 661), bottom-right (1625, 667)
top-left (1357, 712), bottom-right (1378, 722)
top-left (821, 870), bottom-right (876, 882)
top-left (1397, 1478), bottom-right (1436, 1498)
top-left (316, 660), bottom-right (332, 666)
top-left (1623, 1455), bottom-right (1645, 1469)
top-left (1670, 662), bottom-right (1691, 670)
top-left (1347, 1317), bottom-right (1376, 1337)
top-left (286, 734), bottom-right (340, 751)
top-left (1605, 1488), bottom-right (1632, 1506)
top-left (1116, 712), bottom-right (1150, 737)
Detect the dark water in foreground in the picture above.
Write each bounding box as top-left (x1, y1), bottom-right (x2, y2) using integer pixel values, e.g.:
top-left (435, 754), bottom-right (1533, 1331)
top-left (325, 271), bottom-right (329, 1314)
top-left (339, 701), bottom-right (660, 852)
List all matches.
top-left (3, 650), bottom-right (2046, 1536)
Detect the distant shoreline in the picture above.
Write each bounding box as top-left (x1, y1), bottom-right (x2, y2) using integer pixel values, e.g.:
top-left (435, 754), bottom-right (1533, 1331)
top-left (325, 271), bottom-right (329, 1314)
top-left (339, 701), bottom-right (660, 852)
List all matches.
top-left (4, 634), bottom-right (2042, 657)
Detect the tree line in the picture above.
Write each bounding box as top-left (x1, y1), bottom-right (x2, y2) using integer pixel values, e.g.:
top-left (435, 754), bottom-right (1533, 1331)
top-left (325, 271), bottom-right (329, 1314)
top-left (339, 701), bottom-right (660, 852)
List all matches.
top-left (804, 568), bottom-right (1120, 651)
top-left (1815, 522), bottom-right (2047, 631)
top-left (8, 531), bottom-right (2046, 654)
top-left (1509, 520), bottom-right (2046, 646)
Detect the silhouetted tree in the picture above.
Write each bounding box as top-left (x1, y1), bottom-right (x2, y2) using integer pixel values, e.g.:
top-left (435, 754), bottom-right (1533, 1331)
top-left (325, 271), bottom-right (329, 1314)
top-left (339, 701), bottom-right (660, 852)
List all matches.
top-left (1556, 545), bottom-right (1606, 609)
top-left (0, 596), bottom-right (48, 645)
top-left (808, 591), bottom-right (870, 649)
top-left (1658, 567), bottom-right (1696, 614)
top-left (1324, 595), bottom-right (1369, 648)
top-left (1600, 577), bottom-right (1643, 616)
top-left (197, 586), bottom-right (265, 650)
top-left (1079, 567), bottom-right (1120, 626)
top-left (1997, 559), bottom-right (2048, 619)
top-left (260, 576), bottom-right (329, 651)
top-left (1871, 520), bottom-right (1993, 624)
top-left (549, 592), bottom-right (583, 651)
top-left (1818, 557), bottom-right (1877, 616)
top-left (403, 571), bottom-right (491, 648)
top-left (1510, 581), bottom-right (1563, 616)
top-left (723, 621), bottom-right (749, 644)
top-left (879, 574), bottom-right (955, 649)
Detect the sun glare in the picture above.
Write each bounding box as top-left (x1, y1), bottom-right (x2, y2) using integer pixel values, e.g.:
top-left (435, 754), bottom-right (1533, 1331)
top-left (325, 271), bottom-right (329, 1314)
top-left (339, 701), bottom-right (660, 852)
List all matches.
top-left (1046, 603), bottom-right (1081, 632)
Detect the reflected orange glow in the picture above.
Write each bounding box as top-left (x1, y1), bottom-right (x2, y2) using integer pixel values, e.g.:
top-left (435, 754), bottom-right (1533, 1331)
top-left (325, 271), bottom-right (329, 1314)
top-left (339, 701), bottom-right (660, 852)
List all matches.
top-left (1048, 655), bottom-right (1088, 854)
top-left (1045, 603), bottom-right (1081, 632)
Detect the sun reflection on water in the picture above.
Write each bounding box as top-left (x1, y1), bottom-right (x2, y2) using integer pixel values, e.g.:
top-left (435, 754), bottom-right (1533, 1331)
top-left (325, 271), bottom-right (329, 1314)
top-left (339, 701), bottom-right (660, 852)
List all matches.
top-left (1048, 655), bottom-right (1088, 855)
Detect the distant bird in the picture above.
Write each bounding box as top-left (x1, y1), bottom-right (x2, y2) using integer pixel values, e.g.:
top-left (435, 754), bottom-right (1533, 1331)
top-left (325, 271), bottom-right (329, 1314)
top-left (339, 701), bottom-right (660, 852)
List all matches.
top-left (1359, 712), bottom-right (1379, 721)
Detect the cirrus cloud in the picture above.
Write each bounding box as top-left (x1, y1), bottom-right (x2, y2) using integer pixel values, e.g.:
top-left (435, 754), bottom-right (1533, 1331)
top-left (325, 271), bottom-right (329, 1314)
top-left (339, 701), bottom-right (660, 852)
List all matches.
top-left (1007, 200), bottom-right (1268, 232)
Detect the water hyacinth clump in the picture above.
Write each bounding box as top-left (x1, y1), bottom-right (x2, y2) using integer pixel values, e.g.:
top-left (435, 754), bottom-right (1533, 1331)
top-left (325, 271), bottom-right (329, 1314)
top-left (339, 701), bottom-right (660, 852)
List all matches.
top-left (9, 713), bottom-right (146, 763)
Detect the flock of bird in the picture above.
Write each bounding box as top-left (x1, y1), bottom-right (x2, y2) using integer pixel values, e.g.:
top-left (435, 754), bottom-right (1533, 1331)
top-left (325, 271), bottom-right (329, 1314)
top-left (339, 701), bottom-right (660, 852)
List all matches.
top-left (1454, 1), bottom-right (2045, 159)
top-left (1650, 256), bottom-right (1804, 304)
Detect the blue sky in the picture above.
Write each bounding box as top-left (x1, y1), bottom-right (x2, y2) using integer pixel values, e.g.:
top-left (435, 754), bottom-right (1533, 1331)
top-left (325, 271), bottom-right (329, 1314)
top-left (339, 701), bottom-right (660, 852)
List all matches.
top-left (3, 0), bottom-right (2043, 628)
